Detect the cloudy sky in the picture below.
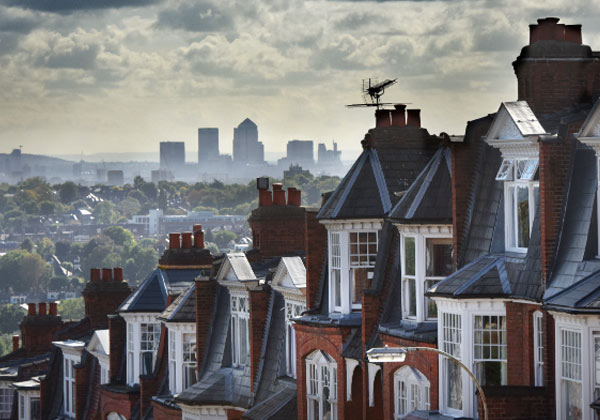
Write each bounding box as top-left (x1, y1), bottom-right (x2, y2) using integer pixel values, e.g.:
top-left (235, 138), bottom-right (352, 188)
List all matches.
top-left (1, 0), bottom-right (599, 159)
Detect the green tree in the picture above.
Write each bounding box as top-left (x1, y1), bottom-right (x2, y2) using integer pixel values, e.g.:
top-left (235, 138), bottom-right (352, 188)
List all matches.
top-left (39, 200), bottom-right (56, 215)
top-left (55, 240), bottom-right (71, 260)
top-left (49, 275), bottom-right (69, 291)
top-left (0, 305), bottom-right (26, 334)
top-left (20, 238), bottom-right (34, 252)
top-left (0, 334), bottom-right (14, 357)
top-left (213, 231), bottom-right (237, 248)
top-left (117, 197), bottom-right (141, 218)
top-left (93, 201), bottom-right (118, 224)
top-left (158, 188), bottom-right (167, 211)
top-left (59, 181), bottom-right (79, 204)
top-left (36, 237), bottom-right (55, 260)
top-left (103, 226), bottom-right (135, 247)
top-left (58, 298), bottom-right (85, 320)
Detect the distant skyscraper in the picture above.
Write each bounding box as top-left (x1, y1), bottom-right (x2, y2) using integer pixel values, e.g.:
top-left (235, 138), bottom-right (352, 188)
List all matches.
top-left (233, 118), bottom-right (264, 164)
top-left (198, 128), bottom-right (219, 162)
top-left (286, 140), bottom-right (314, 164)
top-left (160, 141), bottom-right (185, 170)
top-left (318, 141), bottom-right (341, 164)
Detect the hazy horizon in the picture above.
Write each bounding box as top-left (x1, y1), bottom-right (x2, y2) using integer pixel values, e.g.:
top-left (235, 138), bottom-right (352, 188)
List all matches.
top-left (1, 1), bottom-right (599, 156)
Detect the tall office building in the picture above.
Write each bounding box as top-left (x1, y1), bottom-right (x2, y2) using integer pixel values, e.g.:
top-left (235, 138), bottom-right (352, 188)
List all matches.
top-left (286, 140), bottom-right (314, 164)
top-left (160, 141), bottom-right (185, 170)
top-left (233, 118), bottom-right (264, 164)
top-left (198, 128), bottom-right (219, 162)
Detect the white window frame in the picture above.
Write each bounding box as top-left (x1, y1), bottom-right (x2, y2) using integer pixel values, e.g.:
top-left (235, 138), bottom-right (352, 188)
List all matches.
top-left (0, 383), bottom-right (13, 420)
top-left (503, 159), bottom-right (539, 253)
top-left (166, 323), bottom-right (197, 395)
top-left (183, 332), bottom-right (197, 390)
top-left (327, 228), bottom-right (379, 315)
top-left (394, 366), bottom-right (431, 419)
top-left (122, 313), bottom-right (161, 387)
top-left (230, 293), bottom-right (250, 368)
top-left (17, 391), bottom-right (40, 420)
top-left (63, 355), bottom-right (77, 417)
top-left (400, 229), bottom-right (453, 322)
top-left (306, 350), bottom-right (338, 420)
top-left (285, 299), bottom-right (305, 378)
top-left (473, 315), bottom-right (507, 386)
top-left (559, 328), bottom-right (582, 420)
top-left (533, 311), bottom-right (544, 387)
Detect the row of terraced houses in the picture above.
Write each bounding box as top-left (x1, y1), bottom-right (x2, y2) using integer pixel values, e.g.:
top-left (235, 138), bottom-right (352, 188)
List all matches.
top-left (3, 16), bottom-right (600, 420)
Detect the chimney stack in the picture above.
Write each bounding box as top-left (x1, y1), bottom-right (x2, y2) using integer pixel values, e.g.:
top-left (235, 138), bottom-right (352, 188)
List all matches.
top-left (193, 225), bottom-right (205, 249)
top-left (113, 267), bottom-right (123, 282)
top-left (529, 17), bottom-right (582, 45)
top-left (407, 109), bottom-right (421, 127)
top-left (27, 303), bottom-right (36, 316)
top-left (375, 109), bottom-right (391, 128)
top-left (38, 302), bottom-right (47, 316)
top-left (287, 188), bottom-right (301, 206)
top-left (91, 268), bottom-right (101, 282)
top-left (181, 232), bottom-right (193, 249)
top-left (391, 104), bottom-right (406, 127)
top-left (102, 268), bottom-right (113, 282)
top-left (272, 183), bottom-right (286, 206)
top-left (169, 233), bottom-right (181, 249)
top-left (12, 335), bottom-right (19, 352)
top-left (49, 302), bottom-right (58, 316)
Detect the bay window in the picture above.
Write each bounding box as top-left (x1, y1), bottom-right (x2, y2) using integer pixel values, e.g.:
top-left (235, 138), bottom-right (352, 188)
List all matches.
top-left (17, 392), bottom-right (39, 420)
top-left (306, 351), bottom-right (337, 420)
top-left (0, 384), bottom-right (12, 420)
top-left (140, 323), bottom-right (161, 375)
top-left (183, 333), bottom-right (197, 389)
top-left (285, 300), bottom-right (305, 378)
top-left (167, 325), bottom-right (197, 394)
top-left (498, 158), bottom-right (539, 252)
top-left (123, 314), bottom-right (161, 386)
top-left (394, 366), bottom-right (430, 419)
top-left (231, 294), bottom-right (249, 367)
top-left (473, 315), bottom-right (507, 386)
top-left (441, 312), bottom-right (462, 412)
top-left (328, 228), bottom-right (378, 314)
top-left (401, 231), bottom-right (453, 322)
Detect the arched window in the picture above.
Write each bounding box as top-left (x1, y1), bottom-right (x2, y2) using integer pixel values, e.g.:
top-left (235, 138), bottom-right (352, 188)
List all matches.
top-left (306, 350), bottom-right (338, 420)
top-left (394, 366), bottom-right (430, 419)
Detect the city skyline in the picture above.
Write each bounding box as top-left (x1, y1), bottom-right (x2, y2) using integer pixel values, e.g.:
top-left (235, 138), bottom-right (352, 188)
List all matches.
top-left (2, 1), bottom-right (599, 156)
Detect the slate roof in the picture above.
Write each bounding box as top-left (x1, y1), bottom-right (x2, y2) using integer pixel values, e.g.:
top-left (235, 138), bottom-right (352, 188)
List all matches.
top-left (119, 268), bottom-right (206, 313)
top-left (545, 270), bottom-right (600, 313)
top-left (158, 284), bottom-right (196, 323)
top-left (389, 147), bottom-right (452, 224)
top-left (242, 383), bottom-right (297, 420)
top-left (318, 126), bottom-right (440, 220)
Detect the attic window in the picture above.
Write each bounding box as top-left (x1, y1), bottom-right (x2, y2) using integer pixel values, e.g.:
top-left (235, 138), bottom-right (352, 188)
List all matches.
top-left (495, 159), bottom-right (514, 181)
top-left (516, 159), bottom-right (539, 181)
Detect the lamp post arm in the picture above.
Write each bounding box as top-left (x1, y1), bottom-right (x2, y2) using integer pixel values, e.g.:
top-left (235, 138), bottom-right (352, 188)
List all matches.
top-left (400, 346), bottom-right (488, 420)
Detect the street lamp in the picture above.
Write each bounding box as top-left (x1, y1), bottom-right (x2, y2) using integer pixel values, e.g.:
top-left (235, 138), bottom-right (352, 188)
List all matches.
top-left (366, 345), bottom-right (488, 420)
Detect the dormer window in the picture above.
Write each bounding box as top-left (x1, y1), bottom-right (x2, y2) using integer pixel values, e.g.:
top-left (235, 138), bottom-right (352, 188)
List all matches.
top-left (328, 229), bottom-right (378, 314)
top-left (124, 314), bottom-right (161, 386)
top-left (167, 326), bottom-right (197, 394)
top-left (231, 294), bottom-right (249, 367)
top-left (497, 158), bottom-right (539, 252)
top-left (285, 300), bottom-right (305, 378)
top-left (400, 229), bottom-right (453, 322)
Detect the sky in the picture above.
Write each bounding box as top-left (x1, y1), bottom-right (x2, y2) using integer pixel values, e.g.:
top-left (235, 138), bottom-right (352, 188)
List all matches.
top-left (1, 0), bottom-right (600, 159)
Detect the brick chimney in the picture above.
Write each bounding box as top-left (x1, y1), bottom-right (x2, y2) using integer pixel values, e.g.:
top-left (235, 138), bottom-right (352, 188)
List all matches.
top-left (407, 109), bottom-right (421, 127)
top-left (181, 232), bottom-right (193, 249)
top-left (305, 209), bottom-right (327, 309)
top-left (248, 285), bottom-right (270, 392)
top-left (375, 109), bottom-right (391, 128)
top-left (195, 277), bottom-right (217, 378)
top-left (193, 224), bottom-right (205, 249)
top-left (287, 187), bottom-right (302, 206)
top-left (20, 302), bottom-right (63, 355)
top-left (12, 335), bottom-right (19, 352)
top-left (169, 233), bottom-right (181, 249)
top-left (514, 18), bottom-right (600, 115)
top-left (159, 229), bottom-right (214, 267)
top-left (391, 104), bottom-right (406, 127)
top-left (272, 183), bottom-right (286, 206)
top-left (82, 267), bottom-right (133, 330)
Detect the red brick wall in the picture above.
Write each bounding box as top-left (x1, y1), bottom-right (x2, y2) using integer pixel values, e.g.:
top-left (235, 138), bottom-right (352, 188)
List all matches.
top-left (248, 286), bottom-right (270, 392)
top-left (19, 305), bottom-right (63, 356)
top-left (82, 269), bottom-right (132, 330)
top-left (379, 335), bottom-right (439, 420)
top-left (476, 386), bottom-right (551, 420)
top-left (100, 386), bottom-right (139, 420)
top-left (505, 302), bottom-right (539, 386)
top-left (74, 358), bottom-right (94, 420)
top-left (195, 278), bottom-right (217, 377)
top-left (305, 209), bottom-right (327, 310)
top-left (108, 315), bottom-right (126, 384)
top-left (247, 206), bottom-right (306, 260)
top-left (152, 400), bottom-right (182, 420)
top-left (227, 408), bottom-right (245, 419)
top-left (295, 323), bottom-right (353, 420)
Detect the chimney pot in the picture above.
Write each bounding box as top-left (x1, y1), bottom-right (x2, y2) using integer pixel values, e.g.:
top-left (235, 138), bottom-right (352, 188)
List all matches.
top-left (181, 232), bottom-right (193, 249)
top-left (12, 335), bottom-right (19, 352)
top-left (169, 233), bottom-right (181, 249)
top-left (113, 267), bottom-right (123, 282)
top-left (565, 24), bottom-right (582, 44)
top-left (391, 104), bottom-right (406, 127)
top-left (90, 268), bottom-right (101, 282)
top-left (193, 224), bottom-right (203, 234)
top-left (194, 230), bottom-right (205, 249)
top-left (375, 109), bottom-right (392, 128)
top-left (102, 268), bottom-right (113, 282)
top-left (272, 184), bottom-right (286, 205)
top-left (27, 303), bottom-right (36, 316)
top-left (287, 188), bottom-right (302, 206)
top-left (406, 109), bottom-right (421, 127)
top-left (49, 302), bottom-right (58, 316)
top-left (258, 189), bottom-right (273, 207)
top-left (38, 302), bottom-right (47, 316)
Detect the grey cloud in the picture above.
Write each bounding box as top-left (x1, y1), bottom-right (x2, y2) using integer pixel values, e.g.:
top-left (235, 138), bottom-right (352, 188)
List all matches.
top-left (154, 1), bottom-right (234, 32)
top-left (39, 44), bottom-right (100, 69)
top-left (334, 12), bottom-right (387, 30)
top-left (0, 9), bottom-right (42, 33)
top-left (0, 32), bottom-right (20, 54)
top-left (1, 0), bottom-right (163, 14)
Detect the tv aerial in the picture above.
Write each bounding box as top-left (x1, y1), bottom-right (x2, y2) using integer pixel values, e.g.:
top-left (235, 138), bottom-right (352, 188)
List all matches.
top-left (346, 78), bottom-right (402, 110)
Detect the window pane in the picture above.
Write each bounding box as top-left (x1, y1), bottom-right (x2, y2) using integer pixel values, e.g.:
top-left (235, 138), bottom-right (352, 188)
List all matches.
top-left (447, 359), bottom-right (462, 410)
top-left (425, 279), bottom-right (439, 319)
top-left (351, 267), bottom-right (372, 305)
top-left (563, 379), bottom-right (582, 420)
top-left (406, 278), bottom-right (416, 317)
top-left (332, 269), bottom-right (341, 308)
top-left (404, 237), bottom-right (415, 276)
top-left (426, 238), bottom-right (453, 277)
top-left (517, 185), bottom-right (530, 248)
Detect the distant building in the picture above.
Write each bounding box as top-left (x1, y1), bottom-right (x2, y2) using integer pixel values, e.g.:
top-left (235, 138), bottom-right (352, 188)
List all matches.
top-left (151, 169), bottom-right (172, 183)
top-left (233, 118), bottom-right (264, 164)
top-left (286, 140), bottom-right (314, 164)
top-left (129, 209), bottom-right (246, 235)
top-left (106, 170), bottom-right (124, 186)
top-left (317, 141), bottom-right (341, 164)
top-left (198, 128), bottom-right (219, 162)
top-left (284, 164), bottom-right (311, 179)
top-left (160, 141), bottom-right (185, 170)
